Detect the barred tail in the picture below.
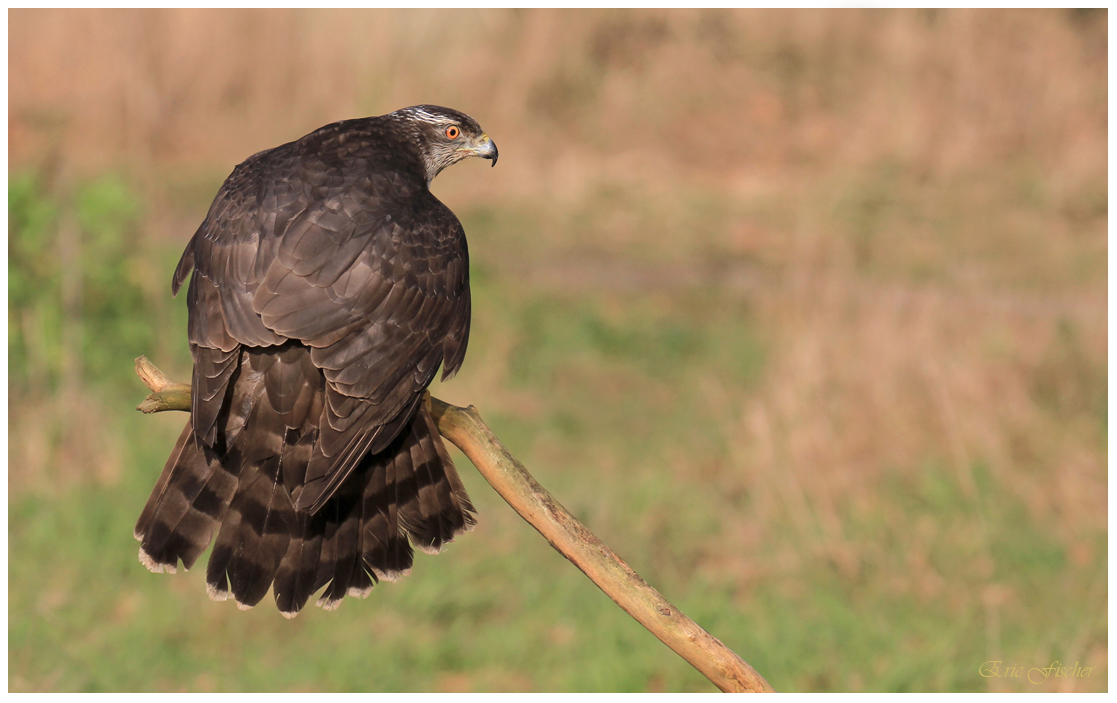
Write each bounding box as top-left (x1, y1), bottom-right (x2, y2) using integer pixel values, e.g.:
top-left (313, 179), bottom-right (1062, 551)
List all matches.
top-left (136, 350), bottom-right (476, 618)
top-left (134, 420), bottom-right (239, 575)
top-left (278, 403), bottom-right (476, 617)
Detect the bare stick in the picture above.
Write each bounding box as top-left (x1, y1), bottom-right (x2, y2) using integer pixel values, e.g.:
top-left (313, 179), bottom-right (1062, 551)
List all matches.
top-left (134, 355), bottom-right (774, 693)
top-left (427, 397), bottom-right (774, 692)
top-left (134, 356), bottom-right (191, 414)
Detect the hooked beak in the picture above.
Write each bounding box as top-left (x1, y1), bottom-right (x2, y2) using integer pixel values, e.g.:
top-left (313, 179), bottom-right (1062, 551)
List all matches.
top-left (461, 134), bottom-right (498, 167)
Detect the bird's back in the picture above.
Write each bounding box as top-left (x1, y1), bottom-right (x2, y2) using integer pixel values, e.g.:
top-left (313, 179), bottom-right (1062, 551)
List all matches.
top-left (136, 105), bottom-right (496, 617)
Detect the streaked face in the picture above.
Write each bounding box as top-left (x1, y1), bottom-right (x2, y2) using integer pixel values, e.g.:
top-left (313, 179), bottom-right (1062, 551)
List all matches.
top-left (394, 105), bottom-right (498, 183)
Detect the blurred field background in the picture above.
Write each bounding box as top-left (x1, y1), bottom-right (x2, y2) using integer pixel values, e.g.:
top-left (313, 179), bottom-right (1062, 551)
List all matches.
top-left (7, 8), bottom-right (1107, 692)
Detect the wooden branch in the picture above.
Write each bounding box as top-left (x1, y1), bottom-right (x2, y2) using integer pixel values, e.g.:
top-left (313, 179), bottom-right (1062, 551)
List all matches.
top-left (427, 397), bottom-right (774, 692)
top-left (134, 356), bottom-right (191, 414)
top-left (134, 355), bottom-right (774, 693)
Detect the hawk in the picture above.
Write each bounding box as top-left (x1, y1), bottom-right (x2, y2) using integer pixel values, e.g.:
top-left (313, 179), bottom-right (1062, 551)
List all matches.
top-left (134, 105), bottom-right (497, 618)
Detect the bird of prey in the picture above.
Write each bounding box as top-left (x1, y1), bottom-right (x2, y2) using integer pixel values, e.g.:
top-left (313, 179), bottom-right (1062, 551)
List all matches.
top-left (134, 105), bottom-right (497, 618)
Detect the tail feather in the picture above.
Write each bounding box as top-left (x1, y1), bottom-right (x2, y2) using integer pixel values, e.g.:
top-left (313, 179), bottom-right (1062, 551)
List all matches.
top-left (273, 508), bottom-right (327, 618)
top-left (202, 353), bottom-right (284, 602)
top-left (135, 421), bottom-right (191, 542)
top-left (273, 431), bottom-right (323, 617)
top-left (136, 420), bottom-right (239, 573)
top-left (400, 406), bottom-right (477, 554)
top-left (206, 458), bottom-right (297, 608)
top-left (206, 393), bottom-right (297, 609)
top-left (311, 498), bottom-right (341, 600)
top-left (369, 436), bottom-right (415, 580)
top-left (314, 481), bottom-right (365, 610)
top-left (137, 345), bottom-right (476, 617)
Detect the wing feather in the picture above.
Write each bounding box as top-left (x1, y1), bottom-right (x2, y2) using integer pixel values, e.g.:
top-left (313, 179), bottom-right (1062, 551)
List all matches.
top-left (176, 124), bottom-right (470, 508)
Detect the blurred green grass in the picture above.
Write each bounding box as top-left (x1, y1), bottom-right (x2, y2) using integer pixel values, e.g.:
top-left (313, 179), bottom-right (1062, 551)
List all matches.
top-left (9, 8), bottom-right (1107, 693)
top-left (9, 171), bottom-right (1106, 692)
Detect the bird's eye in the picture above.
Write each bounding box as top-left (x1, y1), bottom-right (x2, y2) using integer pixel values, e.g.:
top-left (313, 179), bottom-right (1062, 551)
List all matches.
top-left (446, 126), bottom-right (461, 139)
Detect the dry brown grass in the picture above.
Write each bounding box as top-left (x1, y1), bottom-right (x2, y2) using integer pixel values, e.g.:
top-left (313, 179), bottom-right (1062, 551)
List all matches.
top-left (11, 10), bottom-right (1105, 186)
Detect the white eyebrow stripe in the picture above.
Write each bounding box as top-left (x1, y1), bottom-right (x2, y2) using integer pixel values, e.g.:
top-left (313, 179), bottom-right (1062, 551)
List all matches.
top-left (397, 107), bottom-right (456, 125)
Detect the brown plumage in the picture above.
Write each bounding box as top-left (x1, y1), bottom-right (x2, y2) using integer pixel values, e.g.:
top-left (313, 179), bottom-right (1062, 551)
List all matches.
top-left (135, 105), bottom-right (497, 617)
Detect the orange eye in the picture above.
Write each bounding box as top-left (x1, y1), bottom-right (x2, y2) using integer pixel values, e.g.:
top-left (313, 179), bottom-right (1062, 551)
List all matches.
top-left (446, 126), bottom-right (461, 139)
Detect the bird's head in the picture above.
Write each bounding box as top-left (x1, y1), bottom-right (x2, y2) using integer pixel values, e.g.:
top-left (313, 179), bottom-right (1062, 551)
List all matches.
top-left (392, 105), bottom-right (498, 184)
